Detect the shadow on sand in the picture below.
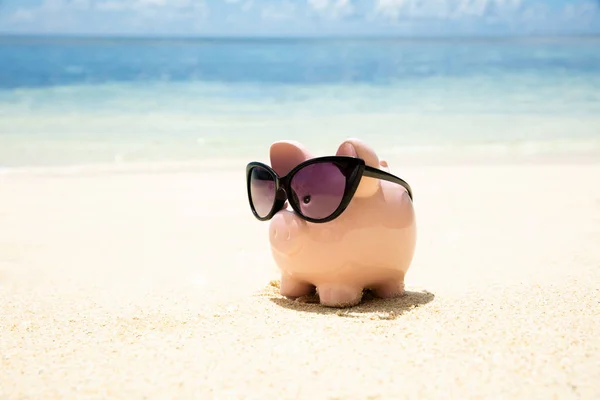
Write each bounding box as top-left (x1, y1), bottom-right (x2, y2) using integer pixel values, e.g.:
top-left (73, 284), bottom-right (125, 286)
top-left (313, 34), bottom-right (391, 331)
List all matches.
top-left (262, 280), bottom-right (435, 320)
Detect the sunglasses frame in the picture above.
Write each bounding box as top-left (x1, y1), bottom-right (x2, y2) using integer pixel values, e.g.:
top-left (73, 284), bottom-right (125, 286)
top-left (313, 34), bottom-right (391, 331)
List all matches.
top-left (246, 155), bottom-right (413, 224)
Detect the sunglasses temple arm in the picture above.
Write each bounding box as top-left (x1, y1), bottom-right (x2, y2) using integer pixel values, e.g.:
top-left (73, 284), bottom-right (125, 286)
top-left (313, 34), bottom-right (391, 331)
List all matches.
top-left (362, 166), bottom-right (414, 201)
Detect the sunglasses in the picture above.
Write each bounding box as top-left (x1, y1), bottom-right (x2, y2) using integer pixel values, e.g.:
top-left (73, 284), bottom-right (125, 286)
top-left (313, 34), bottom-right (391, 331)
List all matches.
top-left (246, 156), bottom-right (413, 224)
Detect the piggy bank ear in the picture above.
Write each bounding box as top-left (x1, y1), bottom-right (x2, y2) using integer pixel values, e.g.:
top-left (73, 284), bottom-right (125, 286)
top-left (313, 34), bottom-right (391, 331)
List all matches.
top-left (269, 140), bottom-right (314, 176)
top-left (336, 138), bottom-right (380, 198)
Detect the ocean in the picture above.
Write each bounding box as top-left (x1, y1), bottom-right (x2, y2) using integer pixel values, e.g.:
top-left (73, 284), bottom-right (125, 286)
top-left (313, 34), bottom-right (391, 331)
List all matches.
top-left (1, 35), bottom-right (599, 169)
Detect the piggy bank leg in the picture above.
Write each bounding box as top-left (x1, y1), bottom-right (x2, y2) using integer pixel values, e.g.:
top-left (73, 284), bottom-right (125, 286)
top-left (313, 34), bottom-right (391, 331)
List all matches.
top-left (371, 279), bottom-right (405, 299)
top-left (317, 284), bottom-right (363, 308)
top-left (280, 273), bottom-right (315, 298)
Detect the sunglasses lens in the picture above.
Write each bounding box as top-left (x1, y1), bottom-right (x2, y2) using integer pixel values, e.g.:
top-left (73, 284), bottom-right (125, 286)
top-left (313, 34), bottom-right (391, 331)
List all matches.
top-left (249, 166), bottom-right (276, 218)
top-left (290, 162), bottom-right (347, 220)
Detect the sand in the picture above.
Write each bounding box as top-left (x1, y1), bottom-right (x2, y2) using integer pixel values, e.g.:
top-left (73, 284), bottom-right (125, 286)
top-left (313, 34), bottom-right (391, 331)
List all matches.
top-left (1, 157), bottom-right (599, 399)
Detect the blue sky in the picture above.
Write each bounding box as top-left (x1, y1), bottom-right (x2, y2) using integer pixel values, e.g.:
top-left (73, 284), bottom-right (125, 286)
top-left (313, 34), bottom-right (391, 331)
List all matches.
top-left (0, 0), bottom-right (599, 36)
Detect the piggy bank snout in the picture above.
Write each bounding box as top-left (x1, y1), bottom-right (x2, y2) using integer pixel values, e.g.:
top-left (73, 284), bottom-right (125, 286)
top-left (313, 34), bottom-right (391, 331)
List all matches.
top-left (269, 210), bottom-right (305, 255)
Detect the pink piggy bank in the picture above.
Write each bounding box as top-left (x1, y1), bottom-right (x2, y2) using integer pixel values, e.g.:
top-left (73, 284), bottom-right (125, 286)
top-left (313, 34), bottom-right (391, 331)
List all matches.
top-left (246, 138), bottom-right (416, 308)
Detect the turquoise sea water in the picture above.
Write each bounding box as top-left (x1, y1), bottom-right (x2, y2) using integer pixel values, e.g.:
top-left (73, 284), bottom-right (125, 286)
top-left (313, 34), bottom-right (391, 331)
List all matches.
top-left (1, 36), bottom-right (599, 168)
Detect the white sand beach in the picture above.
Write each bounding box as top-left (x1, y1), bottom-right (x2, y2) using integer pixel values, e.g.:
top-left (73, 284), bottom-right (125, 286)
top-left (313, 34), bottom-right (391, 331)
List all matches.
top-left (1, 157), bottom-right (599, 399)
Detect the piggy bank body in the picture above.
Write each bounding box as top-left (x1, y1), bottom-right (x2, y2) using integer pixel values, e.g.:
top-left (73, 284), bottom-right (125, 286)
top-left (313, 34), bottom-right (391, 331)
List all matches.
top-left (268, 139), bottom-right (417, 308)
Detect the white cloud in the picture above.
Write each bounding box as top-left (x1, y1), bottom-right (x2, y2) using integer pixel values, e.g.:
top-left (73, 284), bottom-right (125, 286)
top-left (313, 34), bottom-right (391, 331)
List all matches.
top-left (95, 1), bottom-right (127, 11)
top-left (308, 0), bottom-right (354, 19)
top-left (564, 1), bottom-right (598, 20)
top-left (9, 9), bottom-right (35, 22)
top-left (3, 0), bottom-right (599, 35)
top-left (5, 0), bottom-right (209, 33)
top-left (221, 0), bottom-right (253, 12)
top-left (28, 0), bottom-right (92, 11)
top-left (374, 0), bottom-right (523, 20)
top-left (241, 0), bottom-right (253, 12)
top-left (136, 0), bottom-right (167, 6)
top-left (94, 0), bottom-right (206, 11)
top-left (261, 1), bottom-right (297, 21)
top-left (519, 2), bottom-right (548, 22)
top-left (308, 0), bottom-right (328, 9)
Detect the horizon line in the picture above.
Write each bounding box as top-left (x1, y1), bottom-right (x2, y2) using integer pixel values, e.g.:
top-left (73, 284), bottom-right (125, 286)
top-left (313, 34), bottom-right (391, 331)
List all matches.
top-left (1, 32), bottom-right (600, 41)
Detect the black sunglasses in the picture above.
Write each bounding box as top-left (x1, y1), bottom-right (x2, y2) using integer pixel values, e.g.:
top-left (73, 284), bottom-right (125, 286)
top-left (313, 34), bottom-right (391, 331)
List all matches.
top-left (246, 155), bottom-right (413, 224)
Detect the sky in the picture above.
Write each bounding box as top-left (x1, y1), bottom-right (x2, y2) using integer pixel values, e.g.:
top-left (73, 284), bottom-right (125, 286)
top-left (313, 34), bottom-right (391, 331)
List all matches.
top-left (0, 0), bottom-right (599, 37)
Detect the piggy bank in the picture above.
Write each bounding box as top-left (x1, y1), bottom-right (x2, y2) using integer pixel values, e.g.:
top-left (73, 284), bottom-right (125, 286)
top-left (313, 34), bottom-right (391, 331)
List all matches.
top-left (246, 138), bottom-right (416, 308)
